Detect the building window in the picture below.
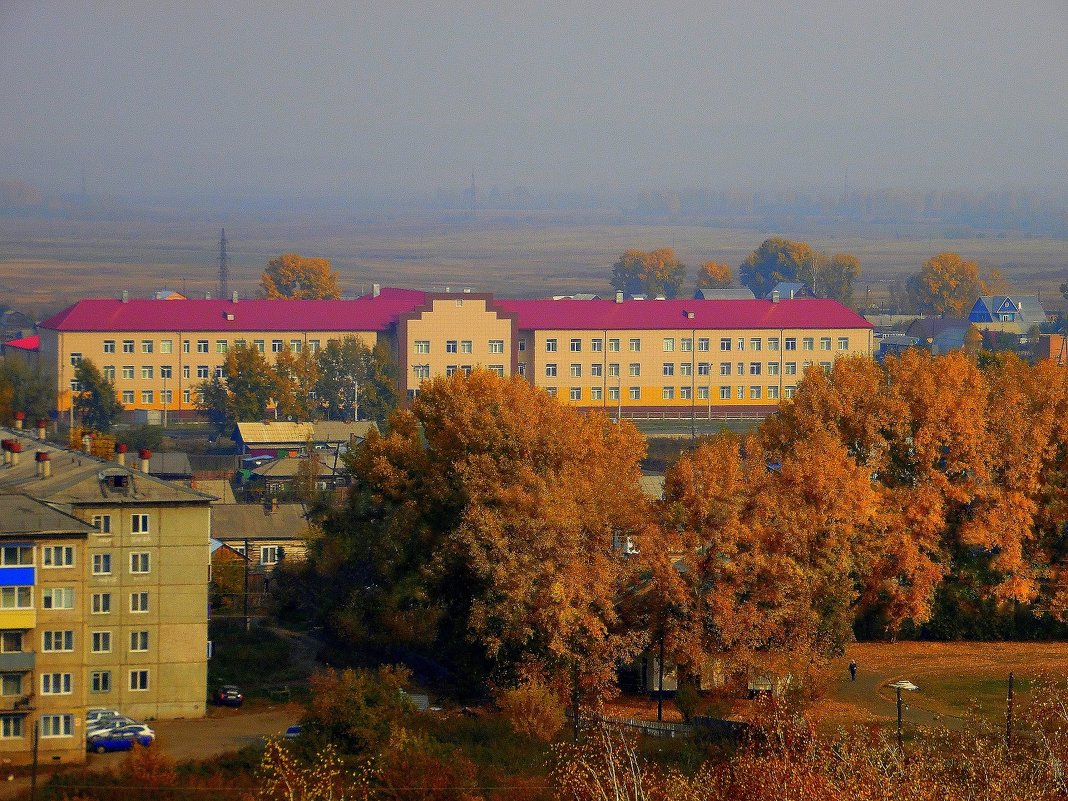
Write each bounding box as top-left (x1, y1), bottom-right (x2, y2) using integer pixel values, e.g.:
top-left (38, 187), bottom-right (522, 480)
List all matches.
top-left (40, 715), bottom-right (73, 737)
top-left (517, 340), bottom-right (526, 352)
top-left (662, 338), bottom-right (675, 352)
top-left (103, 340), bottom-right (115, 354)
top-left (0, 587), bottom-right (31, 610)
top-left (608, 363), bottom-right (620, 377)
top-left (591, 338), bottom-right (603, 352)
top-left (628, 338), bottom-right (641, 352)
top-left (182, 340), bottom-right (190, 353)
top-left (662, 363), bottom-right (674, 376)
top-left (196, 365), bottom-right (209, 379)
top-left (197, 340), bottom-right (209, 353)
top-left (131, 592), bottom-right (149, 612)
top-left (121, 390), bottom-right (134, 404)
top-left (461, 366), bottom-right (472, 377)
top-left (785, 362), bottom-right (797, 375)
top-left (215, 340), bottom-right (228, 354)
top-left (697, 386), bottom-right (710, 400)
top-left (662, 387), bottom-right (675, 400)
top-left (698, 363), bottom-right (710, 376)
top-left (140, 390), bottom-right (153, 404)
top-left (92, 593), bottom-right (111, 614)
top-left (0, 547), bottom-right (31, 567)
top-left (103, 366), bottom-right (115, 381)
top-left (42, 631), bottom-right (74, 652)
top-left (720, 386), bottom-right (731, 400)
top-left (69, 379), bottom-right (81, 393)
top-left (122, 365), bottom-right (135, 380)
top-left (785, 386), bottom-right (796, 398)
top-left (446, 340), bottom-right (458, 353)
top-left (719, 338), bottom-right (731, 351)
top-left (42, 588), bottom-right (74, 610)
top-left (628, 363), bottom-right (640, 377)
top-left (681, 338), bottom-right (692, 352)
top-left (412, 365), bottom-right (430, 381)
top-left (271, 340), bottom-right (284, 353)
top-left (680, 386), bottom-right (692, 400)
top-left (680, 363), bottom-right (692, 376)
top-left (749, 363), bottom-right (762, 376)
top-left (89, 514), bottom-right (111, 534)
top-left (141, 366), bottom-right (153, 380)
top-left (737, 386), bottom-right (745, 400)
top-left (750, 338), bottom-right (762, 351)
top-left (591, 386), bottom-right (603, 400)
top-left (488, 365), bottom-right (504, 377)
top-left (570, 339), bottom-right (582, 352)
top-left (768, 362), bottom-right (780, 376)
top-left (545, 339), bottom-right (557, 352)
top-left (252, 339), bottom-right (265, 353)
top-left (129, 670), bottom-right (149, 691)
top-left (182, 365), bottom-right (190, 380)
top-left (545, 364), bottom-right (557, 377)
top-left (838, 337), bottom-right (850, 350)
top-left (91, 671), bottom-right (111, 693)
top-left (0, 715), bottom-right (21, 739)
top-left (92, 554), bottom-right (111, 575)
top-left (460, 340), bottom-right (472, 353)
top-left (570, 387), bottom-right (581, 401)
top-left (132, 514), bottom-right (149, 534)
top-left (91, 631), bottom-right (111, 653)
top-left (820, 361), bottom-right (832, 373)
top-left (570, 364), bottom-right (581, 377)
top-left (42, 546), bottom-right (73, 568)
top-left (130, 553), bottom-right (150, 574)
top-left (768, 386), bottom-right (780, 399)
top-left (129, 631), bottom-right (149, 652)
top-left (260, 547), bottom-right (280, 566)
top-left (183, 389), bottom-right (191, 404)
top-left (785, 338), bottom-right (797, 351)
top-left (160, 339), bottom-right (173, 354)
top-left (517, 363), bottom-right (526, 376)
top-left (591, 364), bottom-right (603, 377)
top-left (489, 340), bottom-right (504, 354)
top-left (820, 337), bottom-right (832, 351)
top-left (802, 337), bottom-right (814, 351)
top-left (159, 365), bottom-right (172, 380)
top-left (545, 387), bottom-right (557, 398)
top-left (139, 340), bottom-right (152, 354)
top-left (629, 387), bottom-right (641, 400)
top-left (608, 338), bottom-right (620, 352)
top-left (608, 387), bottom-right (620, 401)
top-left (41, 673), bottom-right (72, 695)
top-left (161, 389), bottom-right (172, 404)
top-left (750, 386), bottom-right (762, 399)
top-left (736, 338), bottom-right (745, 351)
top-left (697, 337), bottom-right (710, 352)
top-left (414, 340), bottom-right (430, 354)
top-left (122, 340), bottom-right (135, 354)
top-left (720, 363), bottom-right (731, 376)
top-left (445, 366), bottom-right (457, 377)
top-left (769, 337), bottom-right (780, 351)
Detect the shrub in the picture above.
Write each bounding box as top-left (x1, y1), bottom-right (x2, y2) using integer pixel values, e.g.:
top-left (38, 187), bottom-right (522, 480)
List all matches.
top-left (495, 673), bottom-right (565, 742)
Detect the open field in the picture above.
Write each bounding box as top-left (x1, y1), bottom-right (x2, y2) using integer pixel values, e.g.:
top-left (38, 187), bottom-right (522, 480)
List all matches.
top-left (1, 213), bottom-right (1065, 317)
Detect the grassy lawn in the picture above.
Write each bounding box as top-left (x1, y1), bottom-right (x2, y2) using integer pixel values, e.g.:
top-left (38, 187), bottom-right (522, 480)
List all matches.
top-left (208, 623), bottom-right (305, 701)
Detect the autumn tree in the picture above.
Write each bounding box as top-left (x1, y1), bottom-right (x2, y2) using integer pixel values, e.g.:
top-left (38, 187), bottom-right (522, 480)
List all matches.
top-left (738, 237), bottom-right (860, 303)
top-left (611, 248), bottom-right (687, 298)
top-left (196, 344), bottom-right (276, 432)
top-left (302, 665), bottom-right (413, 756)
top-left (261, 253), bottom-right (342, 300)
top-left (274, 347), bottom-right (320, 420)
top-left (0, 360), bottom-right (52, 423)
top-left (314, 337), bottom-right (397, 422)
top-left (72, 358), bottom-right (123, 432)
top-left (695, 261), bottom-right (733, 290)
top-left (906, 252), bottom-right (985, 317)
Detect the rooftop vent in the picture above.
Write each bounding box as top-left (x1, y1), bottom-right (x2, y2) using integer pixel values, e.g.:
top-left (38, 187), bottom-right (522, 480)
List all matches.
top-left (232, 291), bottom-right (239, 303)
top-left (772, 290), bottom-right (781, 303)
top-left (685, 311), bottom-right (695, 319)
top-left (99, 468), bottom-right (130, 492)
top-left (615, 291), bottom-right (624, 304)
top-left (121, 290), bottom-right (129, 303)
top-left (224, 312), bottom-right (235, 321)
top-left (372, 283), bottom-right (381, 298)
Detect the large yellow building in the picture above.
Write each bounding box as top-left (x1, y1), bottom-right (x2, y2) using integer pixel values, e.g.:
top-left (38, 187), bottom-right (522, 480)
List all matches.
top-left (35, 287), bottom-right (873, 418)
top-left (0, 431), bottom-right (212, 764)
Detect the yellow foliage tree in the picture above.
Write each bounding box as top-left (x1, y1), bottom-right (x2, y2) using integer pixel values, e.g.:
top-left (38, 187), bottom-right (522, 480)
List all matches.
top-left (695, 261), bottom-right (733, 290)
top-left (261, 253), bottom-right (341, 300)
top-left (907, 252), bottom-right (986, 316)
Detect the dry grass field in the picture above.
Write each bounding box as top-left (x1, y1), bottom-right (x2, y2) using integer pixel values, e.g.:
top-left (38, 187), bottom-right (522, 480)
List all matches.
top-left (1, 213), bottom-right (1065, 317)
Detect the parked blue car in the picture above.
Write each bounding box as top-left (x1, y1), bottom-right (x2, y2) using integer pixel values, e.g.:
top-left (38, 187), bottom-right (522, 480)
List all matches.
top-left (87, 724), bottom-right (155, 753)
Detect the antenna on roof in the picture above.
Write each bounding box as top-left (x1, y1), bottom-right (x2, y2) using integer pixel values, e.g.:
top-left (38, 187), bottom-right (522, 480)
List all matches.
top-left (217, 228), bottom-right (230, 300)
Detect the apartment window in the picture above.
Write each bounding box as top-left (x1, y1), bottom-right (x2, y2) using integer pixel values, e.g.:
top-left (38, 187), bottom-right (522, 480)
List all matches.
top-left (91, 631), bottom-right (111, 653)
top-left (251, 339), bottom-right (265, 354)
top-left (750, 338), bottom-right (762, 351)
top-left (768, 362), bottom-right (780, 376)
top-left (140, 366), bottom-right (153, 379)
top-left (608, 338), bottom-right (620, 352)
top-left (104, 365), bottom-right (116, 380)
top-left (697, 386), bottom-right (710, 400)
top-left (628, 338), bottom-right (641, 352)
top-left (182, 340), bottom-right (190, 353)
top-left (160, 339), bottom-right (172, 354)
top-left (697, 337), bottom-right (710, 352)
top-left (680, 386), bottom-right (692, 400)
top-left (131, 592), bottom-right (149, 612)
top-left (92, 554), bottom-right (111, 575)
top-left (197, 340), bottom-right (209, 353)
top-left (129, 631), bottom-right (149, 652)
top-left (414, 340), bottom-right (430, 354)
top-left (545, 388), bottom-right (557, 398)
top-left (591, 364), bottom-right (603, 377)
top-left (662, 387), bottom-right (675, 400)
top-left (0, 633), bottom-right (20, 654)
top-left (489, 340), bottom-right (505, 354)
top-left (129, 670), bottom-right (149, 691)
top-left (570, 338), bottom-right (582, 352)
top-left (461, 340), bottom-right (473, 353)
top-left (750, 387), bottom-right (762, 399)
top-left (517, 340), bottom-right (526, 352)
top-left (680, 363), bottom-right (692, 376)
top-left (103, 340), bottom-right (115, 354)
top-left (545, 364), bottom-right (557, 377)
top-left (446, 340), bottom-right (458, 353)
top-left (40, 715), bottom-right (73, 737)
top-left (803, 360), bottom-right (813, 370)
top-left (181, 365), bottom-right (190, 380)
top-left (737, 338), bottom-right (745, 351)
top-left (570, 364), bottom-right (582, 378)
top-left (131, 514), bottom-right (149, 534)
top-left (698, 363), bottom-right (710, 376)
top-left (768, 386), bottom-right (780, 399)
top-left (720, 363), bottom-right (731, 376)
top-left (785, 386), bottom-right (796, 399)
top-left (216, 340), bottom-right (229, 354)
top-left (769, 337), bottom-right (780, 351)
top-left (488, 365), bottom-right (504, 377)
top-left (785, 338), bottom-right (797, 351)
top-left (802, 337), bottom-right (814, 351)
top-left (785, 362), bottom-right (797, 375)
top-left (42, 631), bottom-right (73, 652)
top-left (591, 387), bottom-right (603, 400)
top-left (545, 339), bottom-right (557, 352)
top-left (0, 547), bottom-right (31, 566)
top-left (461, 366), bottom-right (472, 377)
top-left (289, 339), bottom-right (302, 352)
top-left (681, 338), bottom-right (692, 352)
top-left (608, 363), bottom-right (620, 377)
top-left (720, 386), bottom-right (731, 400)
top-left (0, 675), bottom-right (21, 696)
top-left (663, 338), bottom-right (675, 352)
top-left (591, 338), bottom-right (603, 352)
top-left (122, 366), bottom-right (134, 379)
top-left (819, 337), bottom-right (832, 351)
top-left (42, 546), bottom-right (73, 568)
top-left (122, 340), bottom-right (135, 354)
top-left (305, 339), bottom-right (319, 353)
top-left (122, 391), bottom-right (134, 404)
top-left (196, 365), bottom-right (210, 380)
top-left (517, 363), bottom-right (526, 377)
top-left (629, 387), bottom-right (641, 400)
top-left (820, 361), bottom-right (832, 374)
top-left (259, 547), bottom-right (280, 566)
top-left (662, 363), bottom-right (675, 376)
top-left (92, 593), bottom-right (111, 614)
top-left (412, 365), bottom-right (430, 381)
top-left (138, 340), bottom-right (152, 354)
top-left (569, 387), bottom-right (581, 401)
top-left (749, 363), bottom-right (762, 376)
top-left (445, 366), bottom-right (457, 377)
top-left (838, 337), bottom-right (850, 350)
top-left (608, 387), bottom-right (620, 401)
top-left (628, 363), bottom-right (640, 377)
top-left (271, 339), bottom-right (283, 353)
top-left (90, 672), bottom-right (111, 693)
top-left (130, 553), bottom-right (150, 574)
top-left (183, 389), bottom-right (191, 404)
top-left (161, 390), bottom-right (172, 406)
top-left (69, 379), bottom-right (81, 393)
top-left (720, 338), bottom-right (731, 351)
top-left (42, 588), bottom-right (74, 610)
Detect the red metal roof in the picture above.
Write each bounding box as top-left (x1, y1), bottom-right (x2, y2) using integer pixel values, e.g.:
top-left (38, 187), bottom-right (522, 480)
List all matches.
top-left (495, 298), bottom-right (873, 331)
top-left (2, 334), bottom-right (39, 351)
top-left (38, 288), bottom-right (426, 333)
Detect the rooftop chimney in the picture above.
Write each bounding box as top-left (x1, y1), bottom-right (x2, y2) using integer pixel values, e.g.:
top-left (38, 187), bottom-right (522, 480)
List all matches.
top-left (121, 290), bottom-right (129, 303)
top-left (232, 291), bottom-right (239, 303)
top-left (205, 291), bottom-right (212, 300)
top-left (138, 448), bottom-right (152, 473)
top-left (772, 290), bottom-right (781, 303)
top-left (35, 451), bottom-right (50, 479)
top-left (36, 419), bottom-right (47, 440)
top-left (372, 283), bottom-right (381, 298)
top-left (615, 291), bottom-right (624, 304)
top-left (270, 496), bottom-right (278, 515)
top-left (115, 442), bottom-right (127, 467)
top-left (9, 441), bottom-right (20, 467)
top-left (13, 412), bottom-right (24, 430)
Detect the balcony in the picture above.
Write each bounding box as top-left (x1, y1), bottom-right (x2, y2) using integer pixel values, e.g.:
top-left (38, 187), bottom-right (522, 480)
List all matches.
top-left (0, 610), bottom-right (35, 630)
top-left (0, 651), bottom-right (34, 672)
top-left (0, 695), bottom-right (34, 713)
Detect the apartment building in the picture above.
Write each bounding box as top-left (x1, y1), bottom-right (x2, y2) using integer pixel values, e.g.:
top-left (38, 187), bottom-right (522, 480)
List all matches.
top-left (36, 287), bottom-right (873, 418)
top-left (0, 431), bottom-right (213, 763)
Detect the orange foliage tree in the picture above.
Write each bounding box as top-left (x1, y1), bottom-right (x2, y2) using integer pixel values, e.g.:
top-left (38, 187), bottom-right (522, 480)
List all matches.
top-left (695, 261), bottom-right (733, 290)
top-left (261, 253), bottom-right (342, 300)
top-left (611, 248), bottom-right (687, 298)
top-left (906, 252), bottom-right (985, 316)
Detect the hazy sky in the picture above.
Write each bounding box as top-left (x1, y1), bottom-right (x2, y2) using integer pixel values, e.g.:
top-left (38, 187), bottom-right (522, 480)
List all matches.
top-left (1, 2), bottom-right (1065, 198)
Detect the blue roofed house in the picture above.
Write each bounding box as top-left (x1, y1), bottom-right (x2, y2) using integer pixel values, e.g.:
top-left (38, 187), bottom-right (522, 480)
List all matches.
top-left (968, 296), bottom-right (1048, 334)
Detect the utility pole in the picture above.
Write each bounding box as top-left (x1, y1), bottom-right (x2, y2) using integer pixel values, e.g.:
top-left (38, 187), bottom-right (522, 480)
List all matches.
top-left (29, 720), bottom-right (38, 801)
top-left (656, 633), bottom-right (665, 722)
top-left (218, 228), bottom-right (230, 300)
top-left (353, 379), bottom-right (359, 422)
top-left (242, 537), bottom-right (250, 632)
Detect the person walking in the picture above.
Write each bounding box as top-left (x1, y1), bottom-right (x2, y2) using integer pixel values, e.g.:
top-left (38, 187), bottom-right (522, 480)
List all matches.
top-left (849, 659), bottom-right (858, 682)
